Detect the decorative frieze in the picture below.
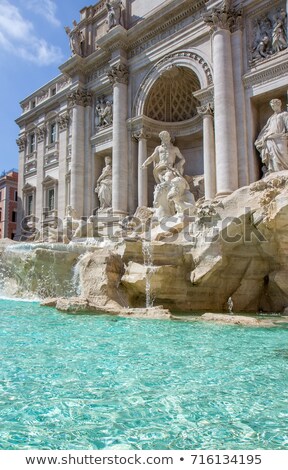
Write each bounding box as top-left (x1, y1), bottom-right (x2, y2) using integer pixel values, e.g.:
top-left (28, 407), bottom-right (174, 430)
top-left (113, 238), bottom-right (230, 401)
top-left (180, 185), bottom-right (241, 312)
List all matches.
top-left (197, 102), bottom-right (214, 117)
top-left (108, 63), bottom-right (129, 85)
top-left (243, 54), bottom-right (288, 88)
top-left (16, 134), bottom-right (27, 151)
top-left (37, 90), bottom-right (49, 104)
top-left (68, 89), bottom-right (93, 107)
top-left (128, 1), bottom-right (205, 59)
top-left (57, 76), bottom-right (72, 91)
top-left (87, 64), bottom-right (110, 83)
top-left (203, 0), bottom-right (242, 33)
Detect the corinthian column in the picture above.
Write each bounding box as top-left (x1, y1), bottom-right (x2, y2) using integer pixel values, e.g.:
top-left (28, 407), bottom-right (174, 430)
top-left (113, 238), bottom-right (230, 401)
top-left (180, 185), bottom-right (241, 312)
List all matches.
top-left (204, 4), bottom-right (242, 196)
top-left (134, 130), bottom-right (150, 207)
top-left (68, 89), bottom-right (91, 217)
top-left (231, 16), bottom-right (249, 187)
top-left (108, 63), bottom-right (129, 214)
top-left (197, 103), bottom-right (216, 199)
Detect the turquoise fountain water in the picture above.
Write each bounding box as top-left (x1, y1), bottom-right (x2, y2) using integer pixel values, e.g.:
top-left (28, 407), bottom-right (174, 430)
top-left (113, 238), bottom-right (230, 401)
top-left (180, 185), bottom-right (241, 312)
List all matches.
top-left (0, 298), bottom-right (288, 450)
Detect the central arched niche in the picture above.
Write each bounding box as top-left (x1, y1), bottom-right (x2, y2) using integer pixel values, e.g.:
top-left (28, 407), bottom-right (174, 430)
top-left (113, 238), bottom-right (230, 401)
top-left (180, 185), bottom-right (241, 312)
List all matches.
top-left (144, 66), bottom-right (201, 122)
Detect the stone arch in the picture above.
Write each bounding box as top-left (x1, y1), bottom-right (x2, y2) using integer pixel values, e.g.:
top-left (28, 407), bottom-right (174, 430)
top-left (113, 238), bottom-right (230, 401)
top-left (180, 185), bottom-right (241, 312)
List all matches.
top-left (144, 67), bottom-right (201, 122)
top-left (133, 50), bottom-right (213, 118)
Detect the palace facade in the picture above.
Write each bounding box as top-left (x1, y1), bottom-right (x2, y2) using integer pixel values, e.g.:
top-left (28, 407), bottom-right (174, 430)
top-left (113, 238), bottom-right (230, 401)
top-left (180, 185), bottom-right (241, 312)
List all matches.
top-left (16, 0), bottom-right (288, 237)
top-left (0, 170), bottom-right (18, 240)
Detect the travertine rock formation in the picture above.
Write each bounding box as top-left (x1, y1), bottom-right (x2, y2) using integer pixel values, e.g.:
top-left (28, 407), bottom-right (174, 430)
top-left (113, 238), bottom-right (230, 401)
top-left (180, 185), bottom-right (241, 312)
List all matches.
top-left (2, 171), bottom-right (288, 314)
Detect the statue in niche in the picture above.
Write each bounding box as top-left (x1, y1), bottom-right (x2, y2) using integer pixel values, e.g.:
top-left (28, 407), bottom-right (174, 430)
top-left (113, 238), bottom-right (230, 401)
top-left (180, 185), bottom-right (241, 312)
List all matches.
top-left (105, 0), bottom-right (123, 29)
top-left (142, 131), bottom-right (195, 218)
top-left (255, 99), bottom-right (288, 174)
top-left (95, 156), bottom-right (112, 210)
top-left (142, 130), bottom-right (185, 183)
top-left (95, 99), bottom-right (113, 128)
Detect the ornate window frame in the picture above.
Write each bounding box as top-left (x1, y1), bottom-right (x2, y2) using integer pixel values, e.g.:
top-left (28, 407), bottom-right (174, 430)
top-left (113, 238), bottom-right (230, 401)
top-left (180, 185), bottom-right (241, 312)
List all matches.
top-left (22, 182), bottom-right (36, 217)
top-left (42, 175), bottom-right (58, 217)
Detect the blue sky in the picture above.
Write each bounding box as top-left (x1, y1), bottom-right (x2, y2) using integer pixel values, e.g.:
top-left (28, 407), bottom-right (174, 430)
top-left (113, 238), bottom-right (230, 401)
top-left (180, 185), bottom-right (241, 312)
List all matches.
top-left (0, 0), bottom-right (98, 173)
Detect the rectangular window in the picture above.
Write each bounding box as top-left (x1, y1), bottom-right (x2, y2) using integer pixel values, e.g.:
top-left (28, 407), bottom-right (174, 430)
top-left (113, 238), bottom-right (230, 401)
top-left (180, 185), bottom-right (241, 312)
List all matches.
top-left (27, 194), bottom-right (33, 216)
top-left (12, 211), bottom-right (17, 223)
top-left (52, 87), bottom-right (56, 96)
top-left (29, 133), bottom-right (35, 153)
top-left (0, 191), bottom-right (2, 201)
top-left (48, 188), bottom-right (55, 211)
top-left (0, 210), bottom-right (2, 221)
top-left (50, 123), bottom-right (56, 144)
top-left (14, 190), bottom-right (18, 202)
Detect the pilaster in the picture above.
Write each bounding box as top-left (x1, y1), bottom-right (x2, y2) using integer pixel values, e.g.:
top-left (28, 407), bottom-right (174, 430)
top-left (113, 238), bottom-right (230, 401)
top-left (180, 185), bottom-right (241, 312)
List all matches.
top-left (35, 125), bottom-right (46, 223)
top-left (15, 134), bottom-right (27, 240)
top-left (57, 112), bottom-right (70, 220)
top-left (68, 88), bottom-right (92, 217)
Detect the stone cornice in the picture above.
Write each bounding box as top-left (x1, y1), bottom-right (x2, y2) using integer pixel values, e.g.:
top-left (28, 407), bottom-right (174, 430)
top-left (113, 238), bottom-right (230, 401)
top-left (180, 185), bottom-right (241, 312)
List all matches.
top-left (193, 85), bottom-right (214, 105)
top-left (127, 114), bottom-right (203, 138)
top-left (108, 63), bottom-right (129, 85)
top-left (243, 50), bottom-right (288, 89)
top-left (59, 54), bottom-right (86, 77)
top-left (96, 25), bottom-right (129, 52)
top-left (16, 87), bottom-right (70, 127)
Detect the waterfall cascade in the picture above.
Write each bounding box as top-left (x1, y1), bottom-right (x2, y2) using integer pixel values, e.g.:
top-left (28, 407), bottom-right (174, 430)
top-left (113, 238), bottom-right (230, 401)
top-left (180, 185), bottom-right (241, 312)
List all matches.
top-left (0, 242), bottom-right (87, 300)
top-left (142, 241), bottom-right (156, 309)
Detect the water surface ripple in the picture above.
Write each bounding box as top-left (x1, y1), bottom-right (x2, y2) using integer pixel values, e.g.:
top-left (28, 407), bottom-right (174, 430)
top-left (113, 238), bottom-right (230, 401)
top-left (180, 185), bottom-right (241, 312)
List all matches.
top-left (0, 300), bottom-right (287, 450)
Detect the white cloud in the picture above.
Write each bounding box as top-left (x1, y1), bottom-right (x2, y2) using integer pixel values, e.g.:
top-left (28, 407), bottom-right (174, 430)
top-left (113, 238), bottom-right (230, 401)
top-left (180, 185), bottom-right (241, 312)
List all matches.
top-left (24, 0), bottom-right (61, 27)
top-left (0, 0), bottom-right (63, 65)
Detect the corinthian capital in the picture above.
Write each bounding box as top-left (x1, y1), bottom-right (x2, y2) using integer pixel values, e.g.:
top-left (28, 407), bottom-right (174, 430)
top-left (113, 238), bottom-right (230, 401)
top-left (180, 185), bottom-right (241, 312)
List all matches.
top-left (36, 125), bottom-right (46, 142)
top-left (16, 134), bottom-right (27, 151)
top-left (108, 63), bottom-right (129, 85)
top-left (133, 129), bottom-right (151, 141)
top-left (57, 112), bottom-right (70, 131)
top-left (197, 102), bottom-right (214, 117)
top-left (68, 89), bottom-right (93, 107)
top-left (203, 2), bottom-right (242, 33)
